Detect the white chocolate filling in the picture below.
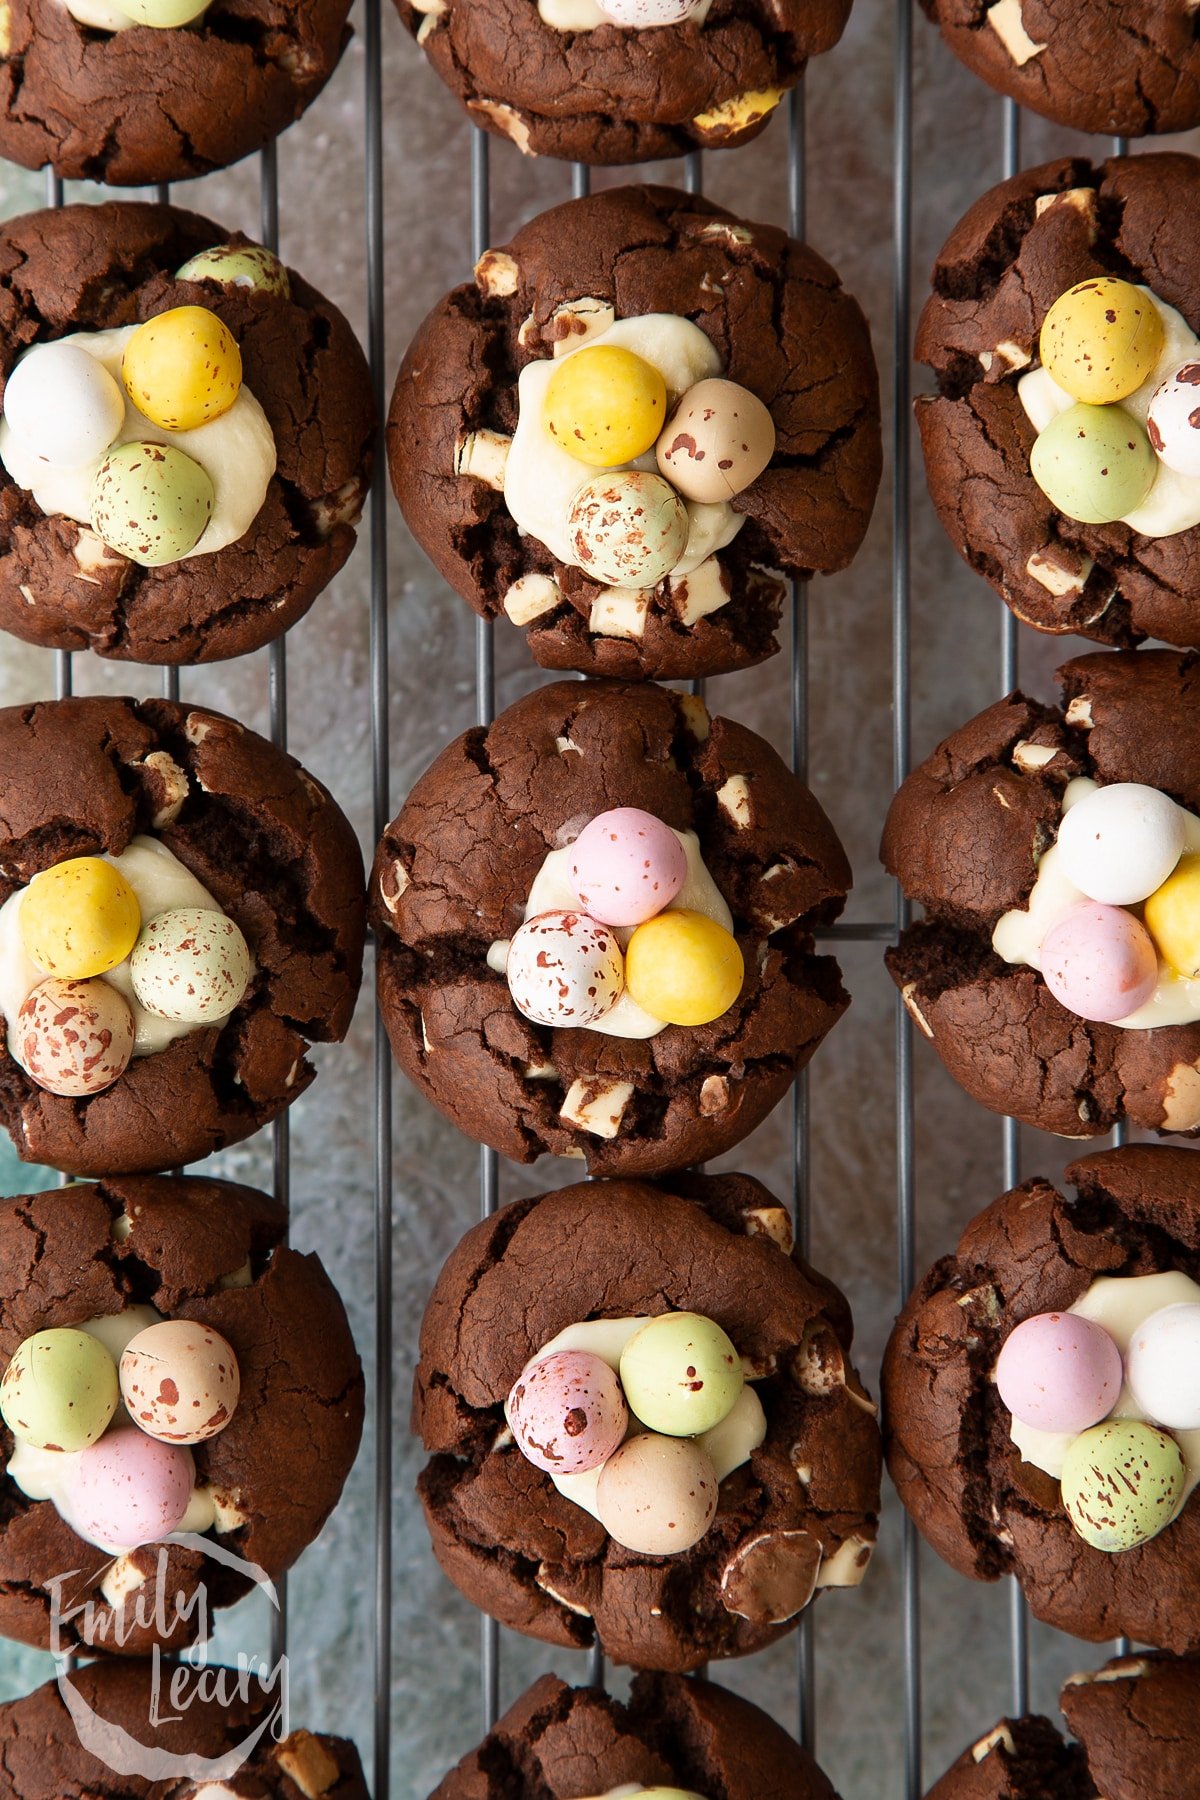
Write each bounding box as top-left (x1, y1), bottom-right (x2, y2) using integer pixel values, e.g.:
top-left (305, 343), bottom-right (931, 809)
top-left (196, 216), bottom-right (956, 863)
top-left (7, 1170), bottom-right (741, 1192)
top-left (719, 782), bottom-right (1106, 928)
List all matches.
top-left (0, 324), bottom-right (275, 560)
top-left (537, 0), bottom-right (710, 25)
top-left (1019, 289), bottom-right (1200, 538)
top-left (993, 776), bottom-right (1200, 1028)
top-left (1005, 1272), bottom-right (1200, 1499)
top-left (0, 834), bottom-right (251, 1064)
top-left (486, 827), bottom-right (733, 1041)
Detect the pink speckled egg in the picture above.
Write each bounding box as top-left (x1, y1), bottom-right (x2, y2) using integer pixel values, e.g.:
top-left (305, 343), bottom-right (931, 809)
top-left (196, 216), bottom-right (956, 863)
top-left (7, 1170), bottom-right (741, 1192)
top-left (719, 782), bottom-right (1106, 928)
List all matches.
top-left (506, 1350), bottom-right (628, 1474)
top-left (506, 909), bottom-right (624, 1028)
top-left (1147, 361), bottom-right (1200, 479)
top-left (995, 1312), bottom-right (1122, 1435)
top-left (15, 976), bottom-right (134, 1096)
top-left (567, 808), bottom-right (688, 927)
top-left (1040, 902), bottom-right (1159, 1023)
top-left (68, 1425), bottom-right (194, 1551)
top-left (119, 1319), bottom-right (240, 1445)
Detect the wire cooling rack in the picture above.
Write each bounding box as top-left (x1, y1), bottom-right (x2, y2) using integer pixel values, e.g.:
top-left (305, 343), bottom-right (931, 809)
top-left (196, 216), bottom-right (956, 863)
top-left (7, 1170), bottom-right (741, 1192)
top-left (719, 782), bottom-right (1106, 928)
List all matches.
top-left (23, 2), bottom-right (1151, 1795)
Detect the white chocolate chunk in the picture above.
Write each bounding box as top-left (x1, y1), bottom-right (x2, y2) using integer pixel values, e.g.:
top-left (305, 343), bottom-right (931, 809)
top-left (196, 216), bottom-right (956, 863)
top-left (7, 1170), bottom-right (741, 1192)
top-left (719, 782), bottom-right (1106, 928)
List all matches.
top-left (700, 1073), bottom-right (730, 1115)
top-left (535, 1563), bottom-right (593, 1615)
top-left (901, 981), bottom-right (935, 1039)
top-left (455, 429), bottom-right (510, 490)
top-left (549, 296), bottom-right (617, 357)
top-left (678, 693), bottom-right (710, 741)
top-left (467, 100), bottom-right (533, 153)
top-left (1062, 1659), bottom-right (1151, 1689)
top-left (72, 526), bottom-right (127, 584)
top-left (1026, 550), bottom-right (1094, 597)
top-left (972, 1724), bottom-right (1016, 1763)
top-left (474, 249), bottom-right (517, 296)
top-left (504, 571), bottom-right (561, 624)
top-left (589, 589), bottom-right (651, 640)
top-left (668, 555), bottom-right (732, 626)
top-left (101, 1555), bottom-right (149, 1608)
top-left (744, 1204), bottom-right (793, 1253)
top-left (986, 0), bottom-right (1046, 64)
top-left (560, 1078), bottom-right (634, 1137)
top-left (1065, 695), bottom-right (1093, 728)
top-left (274, 1734), bottom-right (341, 1800)
top-left (814, 1534), bottom-right (874, 1588)
top-left (717, 774), bottom-right (753, 828)
top-left (1164, 1060), bottom-right (1200, 1132)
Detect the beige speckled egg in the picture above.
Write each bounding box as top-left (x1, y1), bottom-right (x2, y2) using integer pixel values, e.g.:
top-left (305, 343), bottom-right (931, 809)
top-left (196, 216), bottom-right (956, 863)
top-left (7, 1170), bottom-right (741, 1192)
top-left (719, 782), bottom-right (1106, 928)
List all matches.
top-left (656, 377), bottom-right (776, 504)
top-left (120, 1319), bottom-right (240, 1444)
top-left (594, 1431), bottom-right (719, 1554)
top-left (130, 907), bottom-right (252, 1023)
top-left (90, 442), bottom-right (214, 567)
top-left (567, 470), bottom-right (689, 588)
top-left (15, 976), bottom-right (134, 1096)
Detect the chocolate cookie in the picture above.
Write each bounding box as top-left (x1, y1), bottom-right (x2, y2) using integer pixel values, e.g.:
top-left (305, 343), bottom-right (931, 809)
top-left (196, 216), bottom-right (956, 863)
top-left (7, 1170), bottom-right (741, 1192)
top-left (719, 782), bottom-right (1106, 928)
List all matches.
top-left (883, 649), bottom-right (1200, 1139)
top-left (0, 202), bottom-right (373, 665)
top-left (430, 1671), bottom-right (840, 1800)
top-left (0, 695), bottom-right (365, 1177)
top-left (0, 1658), bottom-right (368, 1797)
top-left (916, 154), bottom-right (1200, 652)
top-left (414, 1172), bottom-right (881, 1672)
top-left (0, 0), bottom-right (352, 187)
top-left (397, 0), bottom-right (849, 165)
top-left (0, 1173), bottom-right (364, 1655)
top-left (920, 2), bottom-right (1200, 139)
top-left (925, 1652), bottom-right (1200, 1799)
top-left (388, 184), bottom-right (880, 682)
top-left (884, 1146), bottom-right (1200, 1652)
top-left (372, 679), bottom-right (850, 1175)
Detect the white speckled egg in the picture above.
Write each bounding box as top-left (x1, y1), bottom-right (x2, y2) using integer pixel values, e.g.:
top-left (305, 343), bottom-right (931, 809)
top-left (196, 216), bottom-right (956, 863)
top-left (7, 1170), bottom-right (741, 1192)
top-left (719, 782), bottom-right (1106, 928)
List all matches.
top-left (567, 470), bottom-right (689, 588)
top-left (656, 377), bottom-right (776, 503)
top-left (3, 342), bottom-right (125, 469)
top-left (1147, 361), bottom-right (1200, 479)
top-left (119, 1318), bottom-right (240, 1444)
top-left (594, 1432), bottom-right (718, 1554)
top-left (506, 909), bottom-right (624, 1028)
top-left (130, 907), bottom-right (252, 1023)
top-left (596, 0), bottom-right (703, 24)
top-left (15, 977), bottom-right (134, 1096)
top-left (1056, 782), bottom-right (1185, 905)
top-left (90, 441), bottom-right (214, 567)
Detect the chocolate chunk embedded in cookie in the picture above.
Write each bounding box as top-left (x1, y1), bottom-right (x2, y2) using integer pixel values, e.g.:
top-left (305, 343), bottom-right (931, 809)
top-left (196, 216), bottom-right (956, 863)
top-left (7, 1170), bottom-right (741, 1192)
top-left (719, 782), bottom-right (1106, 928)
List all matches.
top-left (414, 1172), bottom-right (881, 1672)
top-left (388, 185), bottom-right (880, 683)
top-left (372, 679), bottom-right (850, 1174)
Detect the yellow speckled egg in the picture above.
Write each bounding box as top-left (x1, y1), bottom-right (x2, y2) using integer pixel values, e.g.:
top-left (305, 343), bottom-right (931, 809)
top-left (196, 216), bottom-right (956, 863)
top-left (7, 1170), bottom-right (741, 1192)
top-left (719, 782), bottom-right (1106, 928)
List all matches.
top-left (1145, 852), bottom-right (1200, 978)
top-left (20, 857), bottom-right (141, 978)
top-left (625, 908), bottom-right (744, 1027)
top-left (1041, 278), bottom-right (1165, 405)
top-left (121, 305), bottom-right (242, 431)
top-left (544, 344), bottom-right (667, 468)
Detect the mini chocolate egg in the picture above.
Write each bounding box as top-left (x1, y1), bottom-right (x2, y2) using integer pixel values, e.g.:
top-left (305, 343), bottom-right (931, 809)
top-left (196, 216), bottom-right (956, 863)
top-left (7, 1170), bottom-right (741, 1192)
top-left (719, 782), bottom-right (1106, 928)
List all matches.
top-left (0, 1328), bottom-right (118, 1452)
top-left (175, 243), bottom-right (291, 299)
top-left (1060, 1419), bottom-right (1185, 1552)
top-left (567, 471), bottom-right (689, 589)
top-left (68, 1425), bottom-right (194, 1552)
top-left (1040, 278), bottom-right (1165, 405)
top-left (2, 342), bottom-right (125, 469)
top-left (594, 1431), bottom-right (718, 1554)
top-left (19, 856), bottom-right (141, 979)
top-left (596, 0), bottom-right (704, 22)
top-left (567, 807), bottom-right (688, 927)
top-left (129, 907), bottom-right (252, 1024)
top-left (1144, 853), bottom-right (1200, 977)
top-left (91, 442), bottom-right (214, 567)
top-left (119, 1319), bottom-right (240, 1445)
top-left (506, 1349), bottom-right (628, 1474)
top-left (1126, 1304), bottom-right (1200, 1431)
top-left (1147, 360), bottom-right (1200, 479)
top-left (505, 909), bottom-right (624, 1028)
top-left (995, 1312), bottom-right (1122, 1435)
top-left (121, 305), bottom-right (241, 432)
top-left (1056, 782), bottom-right (1185, 905)
top-left (544, 345), bottom-right (667, 468)
top-left (619, 1311), bottom-right (743, 1436)
top-left (624, 908), bottom-right (743, 1027)
top-left (112, 0), bottom-right (209, 21)
top-left (1030, 403), bottom-right (1158, 525)
top-left (656, 377), bottom-right (776, 504)
top-left (1040, 902), bottom-right (1159, 1024)
top-left (16, 976), bottom-right (134, 1097)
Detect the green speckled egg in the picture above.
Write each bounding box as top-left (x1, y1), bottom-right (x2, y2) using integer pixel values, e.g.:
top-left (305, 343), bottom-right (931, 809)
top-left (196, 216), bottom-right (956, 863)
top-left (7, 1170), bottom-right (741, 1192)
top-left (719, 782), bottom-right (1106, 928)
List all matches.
top-left (1, 1328), bottom-right (118, 1451)
top-left (176, 243), bottom-right (290, 299)
top-left (90, 441), bottom-right (214, 567)
top-left (1061, 1418), bottom-right (1186, 1552)
top-left (113, 0), bottom-right (209, 25)
top-left (619, 1310), bottom-right (743, 1436)
top-left (1030, 403), bottom-right (1157, 525)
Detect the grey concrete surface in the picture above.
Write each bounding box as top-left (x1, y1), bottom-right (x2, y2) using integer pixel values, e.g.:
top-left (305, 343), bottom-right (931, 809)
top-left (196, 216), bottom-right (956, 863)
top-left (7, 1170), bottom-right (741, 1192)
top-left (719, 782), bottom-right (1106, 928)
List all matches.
top-left (0, 2), bottom-right (1197, 1794)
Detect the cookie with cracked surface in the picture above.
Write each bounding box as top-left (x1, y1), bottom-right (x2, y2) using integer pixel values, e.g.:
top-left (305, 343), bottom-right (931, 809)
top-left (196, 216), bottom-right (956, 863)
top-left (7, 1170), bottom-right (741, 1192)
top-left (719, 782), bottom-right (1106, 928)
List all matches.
top-left (884, 1146), bottom-right (1200, 1652)
top-left (925, 1652), bottom-right (1200, 1798)
top-left (414, 1172), bottom-right (881, 1672)
top-left (920, 2), bottom-right (1200, 139)
top-left (397, 0), bottom-right (849, 165)
top-left (0, 202), bottom-right (373, 665)
top-left (0, 0), bottom-right (352, 187)
top-left (916, 154), bottom-right (1200, 652)
top-left (0, 1659), bottom-right (369, 1795)
top-left (430, 1671), bottom-right (841, 1799)
top-left (0, 1173), bottom-right (364, 1655)
top-left (0, 694), bottom-right (365, 1177)
top-left (388, 184), bottom-right (880, 682)
top-left (883, 649), bottom-right (1200, 1139)
top-left (372, 679), bottom-right (851, 1174)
